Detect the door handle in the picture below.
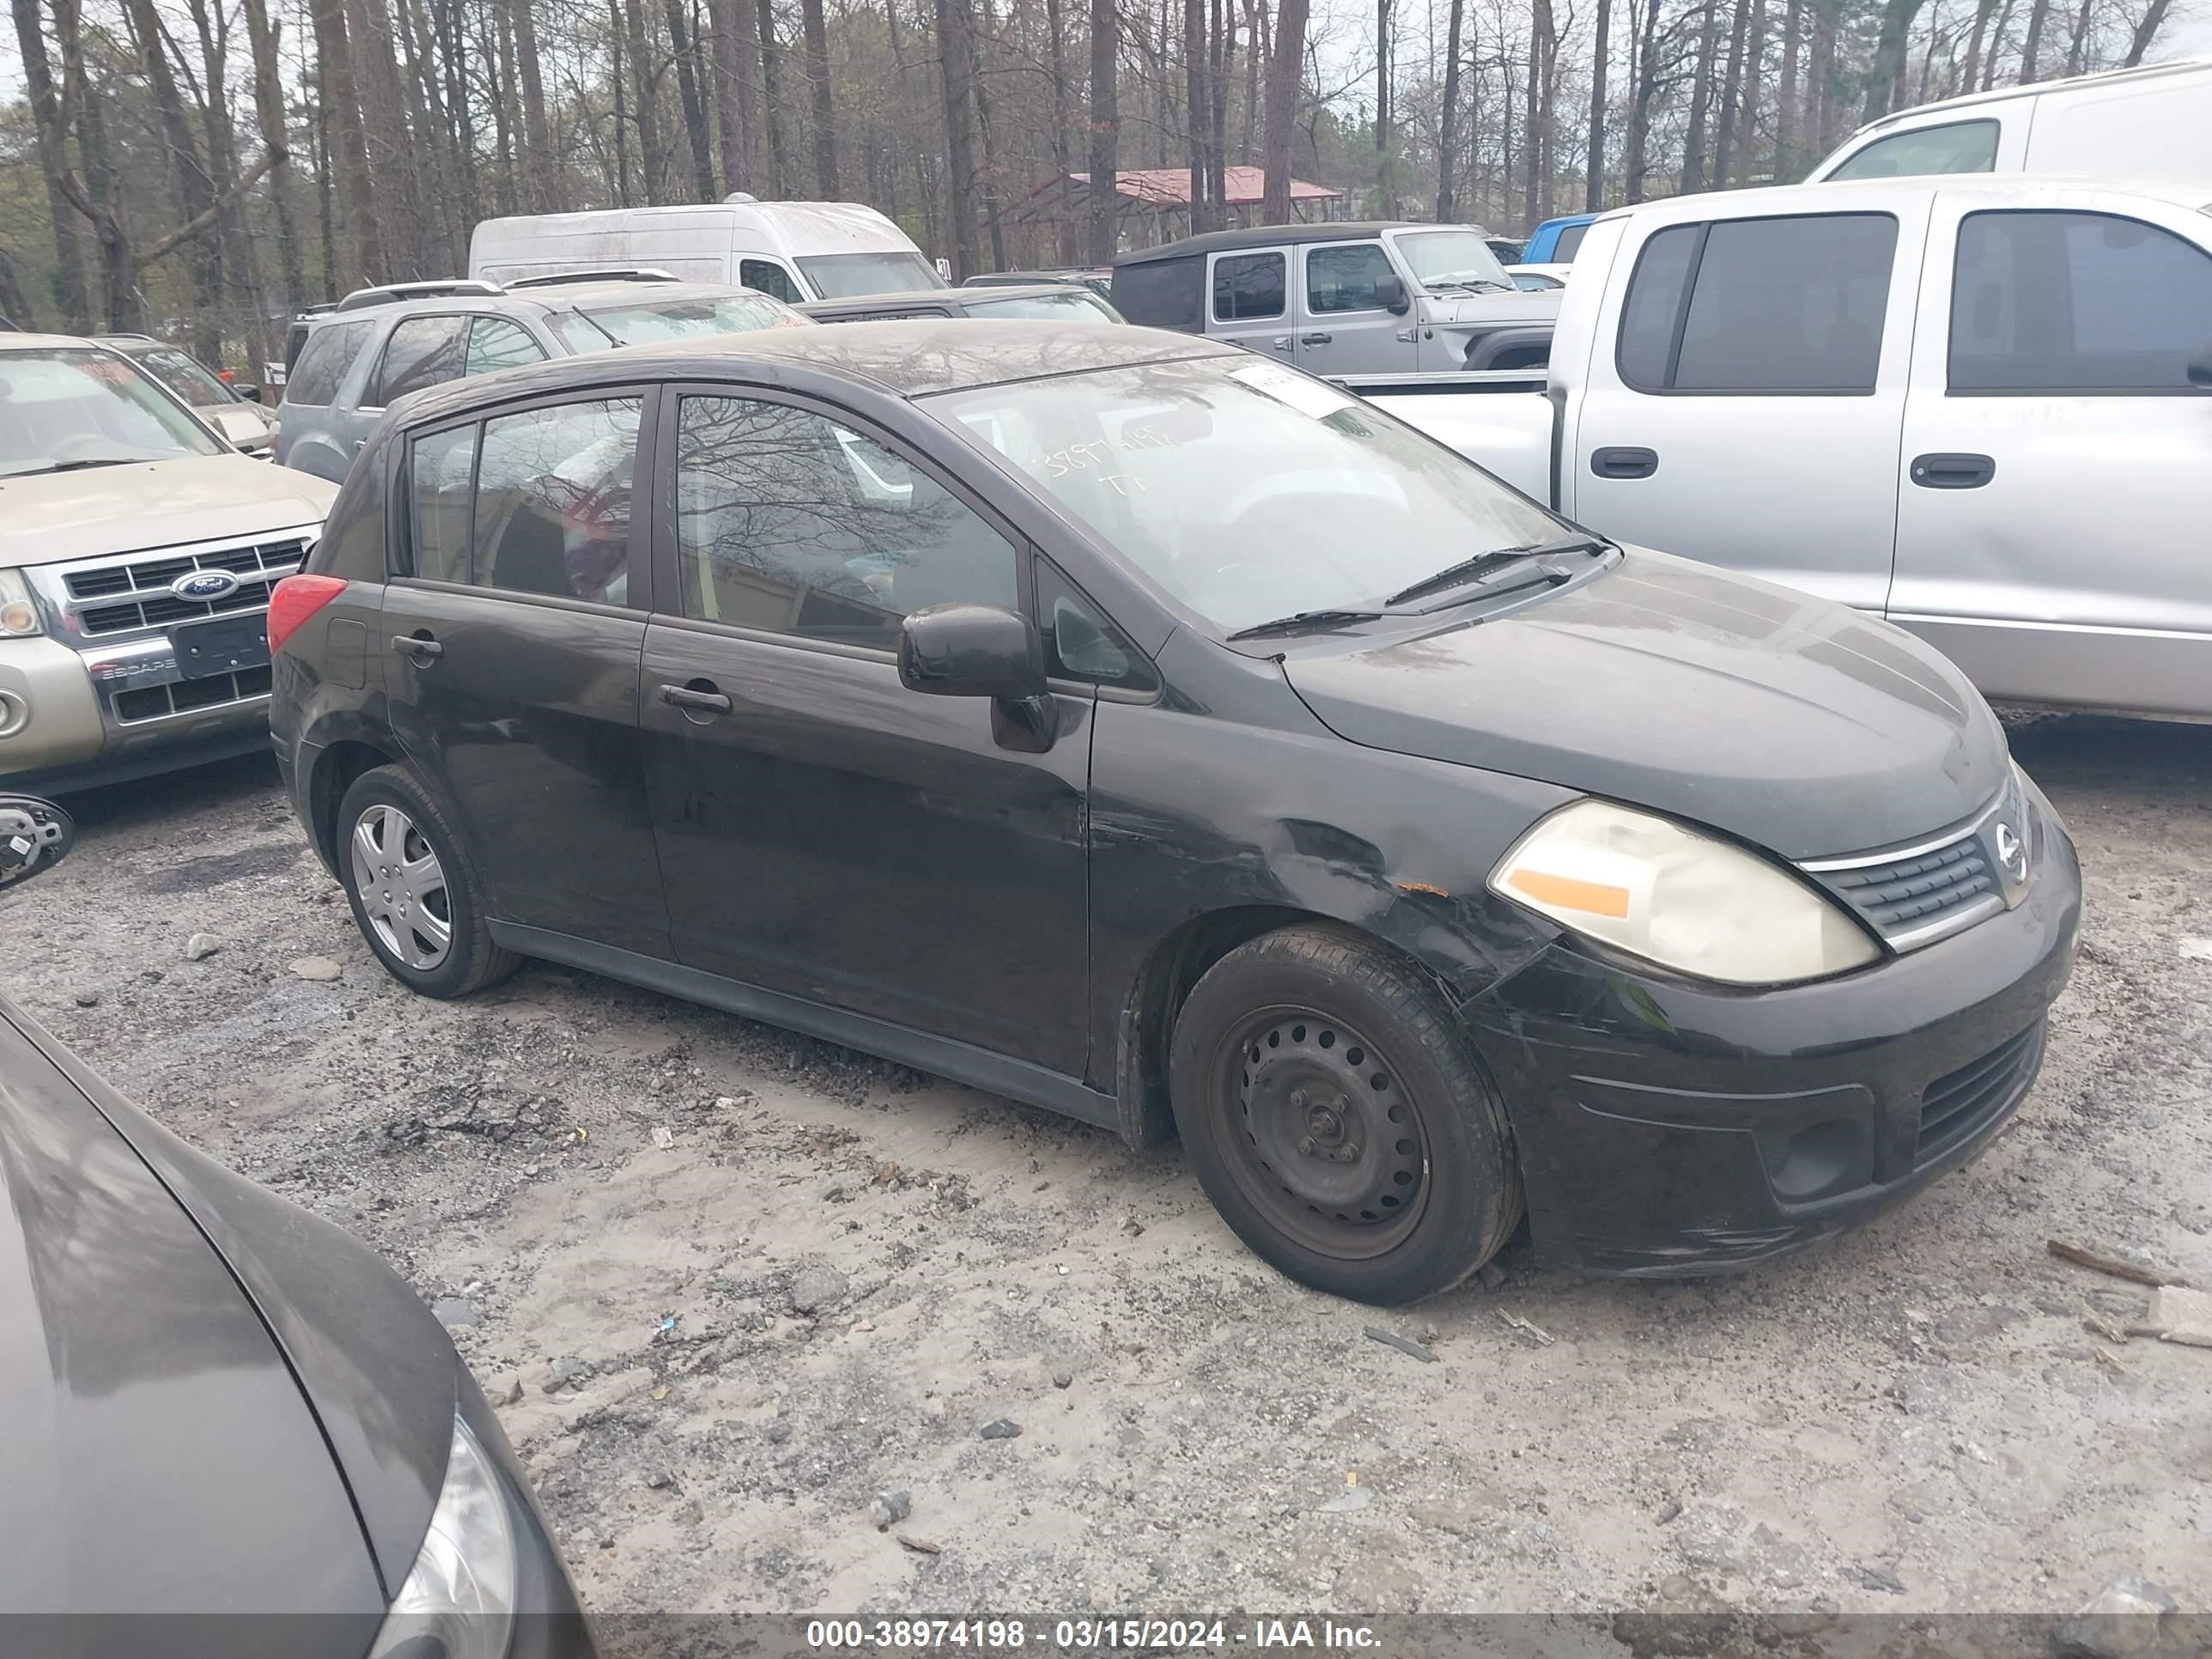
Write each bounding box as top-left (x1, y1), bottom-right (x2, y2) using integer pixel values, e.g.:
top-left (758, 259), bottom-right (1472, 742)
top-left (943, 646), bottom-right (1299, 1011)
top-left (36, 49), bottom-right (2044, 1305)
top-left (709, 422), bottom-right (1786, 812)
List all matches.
top-left (1269, 336), bottom-right (1292, 353)
top-left (1300, 332), bottom-right (1334, 346)
top-left (392, 634), bottom-right (443, 664)
top-left (658, 681), bottom-right (732, 718)
top-left (1590, 446), bottom-right (1659, 480)
top-left (1910, 452), bottom-right (1996, 489)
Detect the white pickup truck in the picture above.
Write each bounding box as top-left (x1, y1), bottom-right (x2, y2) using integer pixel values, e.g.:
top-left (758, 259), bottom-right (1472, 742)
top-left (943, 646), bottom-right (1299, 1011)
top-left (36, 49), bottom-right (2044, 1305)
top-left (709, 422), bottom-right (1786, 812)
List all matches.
top-left (1347, 174), bottom-right (2212, 722)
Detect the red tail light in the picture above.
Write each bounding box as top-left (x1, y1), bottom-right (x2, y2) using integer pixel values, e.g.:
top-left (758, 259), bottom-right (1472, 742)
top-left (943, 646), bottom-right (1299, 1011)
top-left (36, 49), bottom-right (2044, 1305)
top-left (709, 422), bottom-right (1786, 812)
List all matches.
top-left (266, 574), bottom-right (347, 656)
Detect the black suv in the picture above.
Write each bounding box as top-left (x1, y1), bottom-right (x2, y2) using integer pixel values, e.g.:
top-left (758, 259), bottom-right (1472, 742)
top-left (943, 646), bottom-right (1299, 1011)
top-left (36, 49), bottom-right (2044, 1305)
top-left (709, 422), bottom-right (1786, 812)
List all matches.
top-left (268, 321), bottom-right (2077, 1304)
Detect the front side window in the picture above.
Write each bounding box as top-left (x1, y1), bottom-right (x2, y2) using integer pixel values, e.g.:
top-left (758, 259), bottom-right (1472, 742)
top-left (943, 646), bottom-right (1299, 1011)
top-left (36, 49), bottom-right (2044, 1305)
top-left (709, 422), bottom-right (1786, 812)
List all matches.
top-left (374, 315), bottom-right (468, 406)
top-left (672, 395), bottom-right (1018, 650)
top-left (793, 250), bottom-right (942, 300)
top-left (471, 398), bottom-right (641, 605)
top-left (1617, 213), bottom-right (1897, 393)
top-left (131, 345), bottom-right (236, 407)
top-left (1949, 210), bottom-right (2212, 392)
top-left (1306, 243), bottom-right (1398, 314)
top-left (928, 356), bottom-right (1559, 636)
top-left (284, 319), bottom-right (374, 406)
top-left (465, 317), bottom-right (547, 375)
top-left (408, 423), bottom-right (478, 582)
top-left (739, 259), bottom-right (805, 304)
top-left (1213, 252), bottom-right (1286, 320)
top-left (0, 347), bottom-right (228, 477)
top-left (1827, 118), bottom-right (2000, 180)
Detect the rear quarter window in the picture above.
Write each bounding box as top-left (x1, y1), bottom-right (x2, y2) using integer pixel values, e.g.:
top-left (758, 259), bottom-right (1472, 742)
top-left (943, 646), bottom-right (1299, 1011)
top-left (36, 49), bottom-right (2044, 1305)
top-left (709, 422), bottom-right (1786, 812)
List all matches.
top-left (284, 320), bottom-right (374, 406)
top-left (1110, 257), bottom-right (1204, 331)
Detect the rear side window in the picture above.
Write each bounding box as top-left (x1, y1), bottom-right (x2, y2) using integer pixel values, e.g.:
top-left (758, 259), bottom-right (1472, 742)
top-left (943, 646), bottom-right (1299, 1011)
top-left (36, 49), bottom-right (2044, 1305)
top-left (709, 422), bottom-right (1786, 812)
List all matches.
top-left (1827, 118), bottom-right (1999, 180)
top-left (373, 315), bottom-right (467, 406)
top-left (1306, 243), bottom-right (1396, 313)
top-left (465, 317), bottom-right (546, 374)
top-left (408, 424), bottom-right (477, 582)
top-left (1949, 210), bottom-right (2212, 393)
top-left (284, 320), bottom-right (374, 406)
top-left (1617, 213), bottom-right (1897, 393)
top-left (471, 398), bottom-right (642, 606)
top-left (1552, 222), bottom-right (1590, 262)
top-left (1213, 253), bottom-right (1286, 320)
top-left (1110, 257), bottom-right (1203, 331)
top-left (739, 258), bottom-right (803, 304)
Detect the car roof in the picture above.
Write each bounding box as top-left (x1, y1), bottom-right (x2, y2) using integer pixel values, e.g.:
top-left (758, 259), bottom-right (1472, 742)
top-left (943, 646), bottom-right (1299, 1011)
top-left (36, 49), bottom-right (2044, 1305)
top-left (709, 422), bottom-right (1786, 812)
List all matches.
top-left (1114, 221), bottom-right (1438, 266)
top-left (385, 319), bottom-right (1236, 426)
top-left (0, 332), bottom-right (122, 352)
top-left (810, 284), bottom-right (1101, 312)
top-left (1595, 171), bottom-right (2212, 225)
top-left (305, 280), bottom-right (778, 333)
top-left (1842, 53), bottom-right (2211, 137)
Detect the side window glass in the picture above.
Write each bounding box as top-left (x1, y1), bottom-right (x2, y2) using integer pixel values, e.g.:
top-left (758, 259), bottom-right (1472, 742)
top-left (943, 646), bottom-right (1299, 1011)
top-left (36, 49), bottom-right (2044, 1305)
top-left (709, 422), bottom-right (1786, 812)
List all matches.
top-left (408, 423), bottom-right (478, 582)
top-left (1620, 214), bottom-right (1897, 392)
top-left (283, 319), bottom-right (374, 406)
top-left (1036, 560), bottom-right (1156, 691)
top-left (373, 315), bottom-right (468, 406)
top-left (1949, 210), bottom-right (2212, 392)
top-left (1306, 244), bottom-right (1397, 314)
top-left (465, 316), bottom-right (547, 375)
top-left (1616, 224), bottom-right (1701, 389)
top-left (1213, 252), bottom-right (1286, 321)
top-left (740, 259), bottom-right (804, 304)
top-left (471, 398), bottom-right (641, 606)
top-left (1827, 118), bottom-right (2000, 180)
top-left (673, 396), bottom-right (1018, 651)
top-left (1553, 222), bottom-right (1589, 261)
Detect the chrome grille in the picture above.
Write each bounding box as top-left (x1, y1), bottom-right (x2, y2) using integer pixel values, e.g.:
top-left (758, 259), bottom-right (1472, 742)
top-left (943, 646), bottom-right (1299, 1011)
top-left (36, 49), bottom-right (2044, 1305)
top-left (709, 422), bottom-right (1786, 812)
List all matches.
top-left (1800, 775), bottom-right (2030, 952)
top-left (61, 538), bottom-right (309, 636)
top-left (112, 665), bottom-right (275, 724)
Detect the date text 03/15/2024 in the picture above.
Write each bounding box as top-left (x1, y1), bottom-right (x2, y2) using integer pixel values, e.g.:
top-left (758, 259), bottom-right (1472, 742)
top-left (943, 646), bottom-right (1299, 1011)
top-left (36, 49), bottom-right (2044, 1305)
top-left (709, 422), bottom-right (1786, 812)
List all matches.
top-left (803, 1620), bottom-right (1383, 1651)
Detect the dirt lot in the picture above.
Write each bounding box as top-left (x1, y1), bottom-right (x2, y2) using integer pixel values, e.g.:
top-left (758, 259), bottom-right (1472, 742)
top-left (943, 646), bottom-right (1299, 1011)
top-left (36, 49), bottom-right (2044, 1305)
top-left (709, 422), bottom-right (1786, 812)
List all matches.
top-left (5, 715), bottom-right (2209, 1622)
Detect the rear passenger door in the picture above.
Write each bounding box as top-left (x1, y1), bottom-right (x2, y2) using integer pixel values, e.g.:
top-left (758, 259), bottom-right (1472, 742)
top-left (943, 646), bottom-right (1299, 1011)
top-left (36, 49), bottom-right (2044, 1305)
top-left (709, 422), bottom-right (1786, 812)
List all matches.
top-left (1566, 204), bottom-right (1929, 611)
top-left (380, 388), bottom-right (671, 958)
top-left (1889, 194), bottom-right (2212, 716)
top-left (1205, 246), bottom-right (1292, 360)
top-left (1293, 240), bottom-right (1419, 374)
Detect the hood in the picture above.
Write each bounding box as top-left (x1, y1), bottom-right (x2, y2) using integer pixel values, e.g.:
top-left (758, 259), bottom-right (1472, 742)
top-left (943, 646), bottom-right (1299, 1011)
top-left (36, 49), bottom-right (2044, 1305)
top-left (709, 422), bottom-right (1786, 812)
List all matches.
top-left (1282, 549), bottom-right (2009, 862)
top-left (1417, 289), bottom-right (1564, 329)
top-left (0, 1004), bottom-right (385, 1628)
top-left (0, 454), bottom-right (334, 568)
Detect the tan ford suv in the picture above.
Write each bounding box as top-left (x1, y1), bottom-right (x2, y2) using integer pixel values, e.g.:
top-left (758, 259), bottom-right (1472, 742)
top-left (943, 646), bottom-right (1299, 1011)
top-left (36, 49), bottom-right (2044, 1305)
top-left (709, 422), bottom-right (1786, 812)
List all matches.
top-left (0, 334), bottom-right (336, 792)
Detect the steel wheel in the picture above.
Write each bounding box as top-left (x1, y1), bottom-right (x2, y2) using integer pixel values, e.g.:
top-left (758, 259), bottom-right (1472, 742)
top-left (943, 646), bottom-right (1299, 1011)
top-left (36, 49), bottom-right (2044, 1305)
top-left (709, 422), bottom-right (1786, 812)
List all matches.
top-left (349, 802), bottom-right (453, 971)
top-left (1215, 1006), bottom-right (1431, 1260)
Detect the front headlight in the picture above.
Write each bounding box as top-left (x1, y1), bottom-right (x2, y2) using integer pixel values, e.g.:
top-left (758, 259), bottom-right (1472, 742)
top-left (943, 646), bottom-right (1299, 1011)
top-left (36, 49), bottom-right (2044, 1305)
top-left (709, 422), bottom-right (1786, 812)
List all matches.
top-left (367, 1413), bottom-right (518, 1659)
top-left (0, 568), bottom-right (40, 638)
top-left (1490, 799), bottom-right (1881, 986)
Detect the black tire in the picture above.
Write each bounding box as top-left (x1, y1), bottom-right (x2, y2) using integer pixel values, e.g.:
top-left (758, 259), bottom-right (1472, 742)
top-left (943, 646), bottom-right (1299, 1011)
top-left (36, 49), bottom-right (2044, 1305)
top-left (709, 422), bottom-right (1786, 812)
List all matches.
top-left (1169, 924), bottom-right (1522, 1304)
top-left (336, 763), bottom-right (519, 999)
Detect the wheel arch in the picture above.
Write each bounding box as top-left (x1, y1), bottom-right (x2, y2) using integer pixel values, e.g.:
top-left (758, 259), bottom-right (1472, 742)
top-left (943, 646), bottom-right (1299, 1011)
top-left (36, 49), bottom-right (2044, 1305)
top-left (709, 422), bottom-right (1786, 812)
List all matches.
top-left (307, 735), bottom-right (404, 875)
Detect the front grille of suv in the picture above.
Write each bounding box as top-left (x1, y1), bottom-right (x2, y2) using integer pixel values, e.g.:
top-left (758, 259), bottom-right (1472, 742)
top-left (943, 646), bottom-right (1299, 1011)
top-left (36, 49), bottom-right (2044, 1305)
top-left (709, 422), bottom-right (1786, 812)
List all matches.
top-left (63, 538), bottom-right (309, 636)
top-left (113, 665), bottom-right (276, 725)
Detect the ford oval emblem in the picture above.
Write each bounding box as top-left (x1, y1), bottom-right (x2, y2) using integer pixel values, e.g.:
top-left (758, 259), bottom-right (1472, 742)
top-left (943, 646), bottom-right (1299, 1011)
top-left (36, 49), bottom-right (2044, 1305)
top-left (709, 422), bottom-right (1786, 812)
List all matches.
top-left (171, 569), bottom-right (241, 603)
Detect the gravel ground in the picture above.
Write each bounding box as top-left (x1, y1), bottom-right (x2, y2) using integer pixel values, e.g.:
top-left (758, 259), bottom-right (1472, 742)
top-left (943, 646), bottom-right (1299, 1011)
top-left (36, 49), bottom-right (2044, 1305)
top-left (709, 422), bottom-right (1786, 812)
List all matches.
top-left (5, 714), bottom-right (2209, 1624)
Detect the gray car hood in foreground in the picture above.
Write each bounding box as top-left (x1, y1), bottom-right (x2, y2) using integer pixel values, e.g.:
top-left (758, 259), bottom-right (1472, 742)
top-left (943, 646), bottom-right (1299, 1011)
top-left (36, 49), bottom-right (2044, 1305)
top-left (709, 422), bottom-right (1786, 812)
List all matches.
top-left (0, 1000), bottom-right (454, 1624)
top-left (1282, 549), bottom-right (2009, 862)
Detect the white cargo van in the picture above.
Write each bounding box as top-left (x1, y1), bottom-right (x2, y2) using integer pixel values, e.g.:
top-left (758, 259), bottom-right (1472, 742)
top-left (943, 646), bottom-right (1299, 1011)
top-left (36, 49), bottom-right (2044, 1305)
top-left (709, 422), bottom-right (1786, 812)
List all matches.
top-left (467, 196), bottom-right (941, 305)
top-left (1811, 57), bottom-right (2212, 184)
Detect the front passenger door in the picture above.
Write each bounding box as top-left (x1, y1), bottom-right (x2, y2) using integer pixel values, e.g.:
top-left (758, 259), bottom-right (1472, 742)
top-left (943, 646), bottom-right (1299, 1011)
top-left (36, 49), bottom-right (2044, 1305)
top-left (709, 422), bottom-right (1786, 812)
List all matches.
top-left (640, 392), bottom-right (1092, 1074)
top-left (1295, 242), bottom-right (1420, 374)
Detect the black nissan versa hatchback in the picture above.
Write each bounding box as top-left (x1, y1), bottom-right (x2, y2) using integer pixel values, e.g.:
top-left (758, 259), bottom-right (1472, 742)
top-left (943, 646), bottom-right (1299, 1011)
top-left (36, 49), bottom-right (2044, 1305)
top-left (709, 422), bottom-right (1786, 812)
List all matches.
top-left (267, 321), bottom-right (2081, 1305)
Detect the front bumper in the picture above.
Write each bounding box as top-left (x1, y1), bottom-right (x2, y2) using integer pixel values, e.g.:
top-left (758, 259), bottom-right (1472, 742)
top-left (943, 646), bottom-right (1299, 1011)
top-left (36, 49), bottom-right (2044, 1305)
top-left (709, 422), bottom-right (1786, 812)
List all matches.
top-left (0, 633), bottom-right (270, 793)
top-left (1466, 790), bottom-right (2081, 1275)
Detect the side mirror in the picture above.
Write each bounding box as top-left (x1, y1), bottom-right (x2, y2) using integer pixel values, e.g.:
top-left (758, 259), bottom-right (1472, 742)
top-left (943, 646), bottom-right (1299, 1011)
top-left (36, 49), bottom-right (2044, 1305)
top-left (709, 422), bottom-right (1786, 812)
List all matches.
top-left (236, 383), bottom-right (264, 404)
top-left (0, 796), bottom-right (74, 891)
top-left (1375, 273), bottom-right (1410, 315)
top-left (2189, 337), bottom-right (2212, 389)
top-left (898, 603), bottom-right (1048, 701)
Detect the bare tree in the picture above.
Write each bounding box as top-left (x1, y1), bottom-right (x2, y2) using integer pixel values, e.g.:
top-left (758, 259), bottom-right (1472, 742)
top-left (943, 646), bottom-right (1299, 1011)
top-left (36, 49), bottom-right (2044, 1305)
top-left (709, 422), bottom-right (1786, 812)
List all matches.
top-left (1585, 0), bottom-right (1612, 208)
top-left (1438, 0), bottom-right (1469, 216)
top-left (1089, 0), bottom-right (1120, 258)
top-left (9, 0), bottom-right (92, 328)
top-left (935, 0), bottom-right (982, 272)
top-left (802, 0), bottom-right (842, 193)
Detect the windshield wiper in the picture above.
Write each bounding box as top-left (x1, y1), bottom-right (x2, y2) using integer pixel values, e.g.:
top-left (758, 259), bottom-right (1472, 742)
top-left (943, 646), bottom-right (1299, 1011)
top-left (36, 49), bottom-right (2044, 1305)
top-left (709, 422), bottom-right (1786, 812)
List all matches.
top-left (1385, 534), bottom-right (1609, 607)
top-left (1227, 609), bottom-right (1386, 641)
top-left (40, 457), bottom-right (146, 474)
top-left (1425, 278), bottom-right (1513, 294)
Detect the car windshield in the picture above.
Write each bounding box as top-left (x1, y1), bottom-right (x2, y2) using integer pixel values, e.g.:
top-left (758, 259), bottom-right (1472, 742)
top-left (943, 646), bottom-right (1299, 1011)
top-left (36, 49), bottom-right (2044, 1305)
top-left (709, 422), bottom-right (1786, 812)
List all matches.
top-left (963, 290), bottom-right (1123, 324)
top-left (125, 343), bottom-right (238, 407)
top-left (0, 348), bottom-right (226, 478)
top-left (928, 356), bottom-right (1560, 635)
top-left (1394, 230), bottom-right (1514, 291)
top-left (796, 250), bottom-right (943, 300)
top-left (574, 294), bottom-right (811, 345)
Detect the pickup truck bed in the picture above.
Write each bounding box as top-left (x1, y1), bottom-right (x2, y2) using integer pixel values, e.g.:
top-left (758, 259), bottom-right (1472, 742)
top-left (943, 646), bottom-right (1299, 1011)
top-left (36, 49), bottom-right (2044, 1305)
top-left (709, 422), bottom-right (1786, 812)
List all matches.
top-left (1335, 370), bottom-right (1553, 502)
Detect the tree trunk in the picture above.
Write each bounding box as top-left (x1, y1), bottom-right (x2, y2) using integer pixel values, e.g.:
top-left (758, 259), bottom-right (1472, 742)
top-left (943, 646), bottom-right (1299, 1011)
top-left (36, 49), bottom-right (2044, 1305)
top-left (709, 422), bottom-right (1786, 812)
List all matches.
top-left (0, 249), bottom-right (32, 329)
top-left (2125, 0), bottom-right (2171, 63)
top-left (609, 0), bottom-right (632, 199)
top-left (1776, 0), bottom-right (1806, 176)
top-left (1982, 0), bottom-right (2016, 87)
top-left (759, 0), bottom-right (795, 195)
top-left (800, 0), bottom-right (838, 194)
top-left (508, 0), bottom-right (556, 207)
top-left (1376, 0), bottom-right (1393, 216)
top-left (1520, 0), bottom-right (1545, 217)
top-left (1712, 0), bottom-right (1753, 187)
top-left (119, 0), bottom-right (222, 354)
top-left (935, 0), bottom-right (982, 275)
top-left (1209, 0), bottom-right (1229, 221)
top-left (313, 58), bottom-right (337, 299)
top-left (2062, 0), bottom-right (2094, 73)
top-left (2019, 0), bottom-right (2052, 81)
top-left (1862, 0), bottom-right (1925, 118)
top-left (1186, 0), bottom-right (1208, 228)
top-left (1089, 0), bottom-right (1121, 259)
top-left (1740, 0), bottom-right (1771, 179)
top-left (669, 0), bottom-right (720, 198)
top-left (307, 0), bottom-right (380, 286)
top-left (1960, 0), bottom-right (1997, 96)
top-left (971, 0), bottom-right (1007, 265)
top-left (1583, 0), bottom-right (1610, 209)
top-left (706, 0), bottom-right (759, 193)
top-left (10, 0), bottom-right (92, 329)
top-left (490, 0), bottom-right (520, 213)
top-left (1682, 0), bottom-right (1721, 192)
top-left (1625, 0), bottom-right (1660, 201)
top-left (349, 0), bottom-right (418, 269)
top-left (1437, 0), bottom-right (1467, 217)
top-left (1261, 0), bottom-right (1306, 219)
top-left (1044, 0), bottom-right (1073, 253)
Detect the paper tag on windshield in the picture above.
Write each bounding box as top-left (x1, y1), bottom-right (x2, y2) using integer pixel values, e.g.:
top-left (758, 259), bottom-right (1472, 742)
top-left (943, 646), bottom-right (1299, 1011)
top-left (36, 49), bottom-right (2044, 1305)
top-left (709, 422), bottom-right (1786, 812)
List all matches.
top-left (1229, 361), bottom-right (1358, 421)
